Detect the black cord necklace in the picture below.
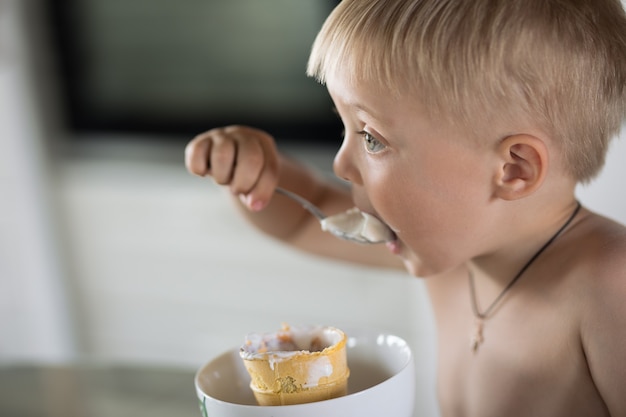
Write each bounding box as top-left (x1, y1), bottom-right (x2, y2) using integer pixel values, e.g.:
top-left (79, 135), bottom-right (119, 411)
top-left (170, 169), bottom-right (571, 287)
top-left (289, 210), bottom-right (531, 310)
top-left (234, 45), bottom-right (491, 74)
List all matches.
top-left (468, 201), bottom-right (582, 353)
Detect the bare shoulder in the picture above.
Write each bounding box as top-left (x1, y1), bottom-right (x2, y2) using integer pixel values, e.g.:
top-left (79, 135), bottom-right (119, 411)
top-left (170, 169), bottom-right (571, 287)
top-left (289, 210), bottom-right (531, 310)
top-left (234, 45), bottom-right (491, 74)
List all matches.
top-left (572, 210), bottom-right (626, 415)
top-left (569, 210), bottom-right (626, 315)
top-left (572, 210), bottom-right (626, 282)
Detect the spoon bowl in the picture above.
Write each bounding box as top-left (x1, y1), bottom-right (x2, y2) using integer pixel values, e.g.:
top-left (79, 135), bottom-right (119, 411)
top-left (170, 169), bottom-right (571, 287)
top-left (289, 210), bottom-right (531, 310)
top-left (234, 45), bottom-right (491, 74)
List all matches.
top-left (274, 187), bottom-right (395, 244)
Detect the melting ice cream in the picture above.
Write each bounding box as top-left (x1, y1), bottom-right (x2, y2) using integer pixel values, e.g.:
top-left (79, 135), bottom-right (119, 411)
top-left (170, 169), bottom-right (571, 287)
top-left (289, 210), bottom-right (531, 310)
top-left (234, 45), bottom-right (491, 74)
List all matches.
top-left (321, 208), bottom-right (395, 244)
top-left (239, 324), bottom-right (350, 405)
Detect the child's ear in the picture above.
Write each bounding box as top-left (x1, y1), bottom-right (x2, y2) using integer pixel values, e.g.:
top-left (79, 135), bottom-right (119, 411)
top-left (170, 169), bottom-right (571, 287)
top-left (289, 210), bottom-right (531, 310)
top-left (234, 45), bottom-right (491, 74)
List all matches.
top-left (493, 134), bottom-right (548, 200)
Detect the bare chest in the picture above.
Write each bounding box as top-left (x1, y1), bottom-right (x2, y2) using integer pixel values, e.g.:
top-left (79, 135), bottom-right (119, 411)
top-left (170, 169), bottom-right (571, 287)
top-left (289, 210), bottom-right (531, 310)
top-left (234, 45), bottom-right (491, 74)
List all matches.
top-left (431, 281), bottom-right (607, 417)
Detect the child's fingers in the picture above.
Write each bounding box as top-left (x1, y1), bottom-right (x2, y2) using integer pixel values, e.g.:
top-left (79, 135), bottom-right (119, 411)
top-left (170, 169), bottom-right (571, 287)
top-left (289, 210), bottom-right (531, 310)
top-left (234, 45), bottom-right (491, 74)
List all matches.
top-left (243, 171), bottom-right (279, 212)
top-left (229, 134), bottom-right (265, 194)
top-left (237, 136), bottom-right (280, 211)
top-left (185, 126), bottom-right (280, 211)
top-left (209, 131), bottom-right (238, 185)
top-left (217, 127), bottom-right (278, 211)
top-left (184, 133), bottom-right (213, 176)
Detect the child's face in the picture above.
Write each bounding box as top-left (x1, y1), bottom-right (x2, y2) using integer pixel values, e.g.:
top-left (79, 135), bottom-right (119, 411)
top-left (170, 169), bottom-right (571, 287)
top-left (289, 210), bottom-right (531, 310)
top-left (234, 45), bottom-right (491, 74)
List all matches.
top-left (327, 74), bottom-right (499, 276)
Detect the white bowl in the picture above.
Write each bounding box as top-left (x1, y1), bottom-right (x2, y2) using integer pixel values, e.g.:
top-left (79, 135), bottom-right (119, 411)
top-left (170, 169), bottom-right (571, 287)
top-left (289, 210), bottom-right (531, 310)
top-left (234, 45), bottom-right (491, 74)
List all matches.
top-left (195, 330), bottom-right (416, 417)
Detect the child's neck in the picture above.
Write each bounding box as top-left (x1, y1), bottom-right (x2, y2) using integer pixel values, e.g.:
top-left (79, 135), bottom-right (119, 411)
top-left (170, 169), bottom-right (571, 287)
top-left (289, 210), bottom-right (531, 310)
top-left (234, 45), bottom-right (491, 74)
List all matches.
top-left (470, 198), bottom-right (581, 288)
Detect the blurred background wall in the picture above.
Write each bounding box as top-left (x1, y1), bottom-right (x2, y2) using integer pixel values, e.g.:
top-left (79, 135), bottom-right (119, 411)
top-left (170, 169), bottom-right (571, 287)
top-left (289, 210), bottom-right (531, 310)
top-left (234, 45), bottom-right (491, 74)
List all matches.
top-left (1, 1), bottom-right (625, 417)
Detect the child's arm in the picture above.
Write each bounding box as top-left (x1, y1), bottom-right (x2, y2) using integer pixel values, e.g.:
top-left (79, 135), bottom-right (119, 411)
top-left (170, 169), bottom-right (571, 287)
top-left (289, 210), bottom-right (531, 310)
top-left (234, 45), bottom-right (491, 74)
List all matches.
top-left (185, 125), bottom-right (403, 268)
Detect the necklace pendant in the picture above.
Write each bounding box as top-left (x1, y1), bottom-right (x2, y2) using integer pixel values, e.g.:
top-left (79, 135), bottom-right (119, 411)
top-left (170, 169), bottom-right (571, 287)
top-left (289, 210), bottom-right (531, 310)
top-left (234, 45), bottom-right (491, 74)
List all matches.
top-left (470, 318), bottom-right (484, 353)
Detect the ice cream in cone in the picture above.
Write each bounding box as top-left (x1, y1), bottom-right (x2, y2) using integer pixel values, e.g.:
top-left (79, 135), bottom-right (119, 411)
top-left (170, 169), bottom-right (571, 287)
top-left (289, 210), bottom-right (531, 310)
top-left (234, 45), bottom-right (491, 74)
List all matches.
top-left (239, 324), bottom-right (350, 406)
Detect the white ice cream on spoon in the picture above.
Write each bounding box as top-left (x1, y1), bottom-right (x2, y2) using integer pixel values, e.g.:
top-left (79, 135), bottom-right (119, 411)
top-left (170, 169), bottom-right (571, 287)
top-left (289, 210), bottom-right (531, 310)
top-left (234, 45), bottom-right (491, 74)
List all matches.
top-left (320, 207), bottom-right (395, 244)
top-left (275, 187), bottom-right (395, 244)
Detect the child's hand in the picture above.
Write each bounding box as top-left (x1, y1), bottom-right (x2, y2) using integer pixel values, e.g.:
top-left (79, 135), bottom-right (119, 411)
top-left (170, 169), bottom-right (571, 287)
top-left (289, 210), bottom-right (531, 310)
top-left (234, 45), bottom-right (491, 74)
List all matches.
top-left (185, 125), bottom-right (279, 211)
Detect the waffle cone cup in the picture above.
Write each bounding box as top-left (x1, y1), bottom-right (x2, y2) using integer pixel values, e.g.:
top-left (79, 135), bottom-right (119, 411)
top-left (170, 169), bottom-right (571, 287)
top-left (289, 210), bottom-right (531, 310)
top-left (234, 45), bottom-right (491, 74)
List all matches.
top-left (240, 325), bottom-right (349, 406)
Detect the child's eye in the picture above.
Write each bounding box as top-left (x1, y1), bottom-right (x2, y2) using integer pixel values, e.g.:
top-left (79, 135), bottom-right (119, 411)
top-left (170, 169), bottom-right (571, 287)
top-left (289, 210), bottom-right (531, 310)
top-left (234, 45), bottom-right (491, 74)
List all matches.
top-left (360, 131), bottom-right (386, 153)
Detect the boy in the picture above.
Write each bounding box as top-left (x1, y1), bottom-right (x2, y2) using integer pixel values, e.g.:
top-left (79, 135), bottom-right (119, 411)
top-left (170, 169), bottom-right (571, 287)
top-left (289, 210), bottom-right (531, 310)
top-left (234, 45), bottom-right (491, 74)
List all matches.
top-left (185, 0), bottom-right (626, 415)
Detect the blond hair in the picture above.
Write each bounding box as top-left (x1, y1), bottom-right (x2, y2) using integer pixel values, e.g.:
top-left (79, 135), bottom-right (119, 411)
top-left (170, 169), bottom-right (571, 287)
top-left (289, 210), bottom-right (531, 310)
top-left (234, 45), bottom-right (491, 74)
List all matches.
top-left (307, 0), bottom-right (626, 183)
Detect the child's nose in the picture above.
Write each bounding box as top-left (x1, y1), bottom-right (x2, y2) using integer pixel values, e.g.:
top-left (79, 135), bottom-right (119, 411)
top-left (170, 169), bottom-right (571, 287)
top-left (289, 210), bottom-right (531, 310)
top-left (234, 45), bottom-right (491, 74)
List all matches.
top-left (333, 137), bottom-right (362, 185)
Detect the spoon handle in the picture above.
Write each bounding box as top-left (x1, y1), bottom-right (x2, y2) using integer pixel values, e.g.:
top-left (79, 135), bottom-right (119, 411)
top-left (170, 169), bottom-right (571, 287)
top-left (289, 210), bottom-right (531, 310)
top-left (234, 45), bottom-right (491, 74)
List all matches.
top-left (274, 187), bottom-right (327, 221)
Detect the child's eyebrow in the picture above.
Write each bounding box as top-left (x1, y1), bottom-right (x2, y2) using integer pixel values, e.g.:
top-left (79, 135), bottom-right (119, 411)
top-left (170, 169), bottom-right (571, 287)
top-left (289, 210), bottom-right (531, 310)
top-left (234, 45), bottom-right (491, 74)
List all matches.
top-left (332, 99), bottom-right (386, 124)
top-left (353, 103), bottom-right (386, 125)
top-left (341, 98), bottom-right (384, 123)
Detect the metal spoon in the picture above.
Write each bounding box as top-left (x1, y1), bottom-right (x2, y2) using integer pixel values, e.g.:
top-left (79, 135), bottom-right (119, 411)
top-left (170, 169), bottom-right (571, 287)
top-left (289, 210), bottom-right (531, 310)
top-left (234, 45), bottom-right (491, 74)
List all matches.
top-left (274, 187), bottom-right (395, 244)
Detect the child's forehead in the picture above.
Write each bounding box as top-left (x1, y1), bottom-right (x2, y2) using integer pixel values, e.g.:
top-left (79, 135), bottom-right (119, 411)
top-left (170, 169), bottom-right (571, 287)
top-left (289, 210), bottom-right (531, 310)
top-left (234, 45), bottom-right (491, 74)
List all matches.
top-left (326, 71), bottom-right (422, 111)
top-left (326, 67), bottom-right (525, 143)
top-left (327, 72), bottom-right (441, 131)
